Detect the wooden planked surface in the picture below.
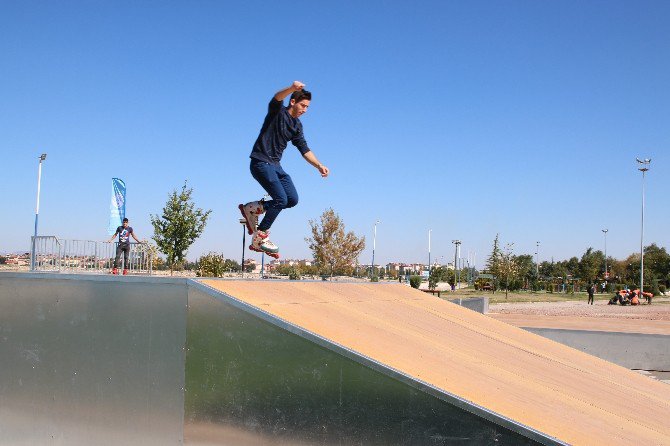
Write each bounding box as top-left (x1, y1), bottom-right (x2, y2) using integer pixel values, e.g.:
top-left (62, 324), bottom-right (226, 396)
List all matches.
top-left (200, 280), bottom-right (670, 445)
top-left (490, 313), bottom-right (670, 335)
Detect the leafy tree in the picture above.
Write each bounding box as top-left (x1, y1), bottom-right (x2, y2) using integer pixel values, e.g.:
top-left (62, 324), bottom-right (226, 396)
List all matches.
top-left (152, 256), bottom-right (168, 271)
top-left (288, 265), bottom-right (302, 280)
top-left (498, 243), bottom-right (518, 299)
top-left (514, 254), bottom-right (536, 289)
top-left (428, 266), bottom-right (445, 291)
top-left (197, 252), bottom-right (227, 277)
top-left (485, 234), bottom-right (502, 292)
top-left (151, 182), bottom-right (212, 275)
top-left (564, 257), bottom-right (580, 277)
top-left (306, 208), bottom-right (365, 276)
top-left (275, 263), bottom-right (307, 280)
top-left (429, 266), bottom-right (454, 290)
top-left (539, 260), bottom-right (554, 278)
top-left (224, 259), bottom-right (241, 272)
top-left (643, 244), bottom-right (670, 287)
top-left (578, 248), bottom-right (604, 283)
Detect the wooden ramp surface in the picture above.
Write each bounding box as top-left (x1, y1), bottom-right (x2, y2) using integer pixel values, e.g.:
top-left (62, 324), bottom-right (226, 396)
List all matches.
top-left (201, 280), bottom-right (670, 446)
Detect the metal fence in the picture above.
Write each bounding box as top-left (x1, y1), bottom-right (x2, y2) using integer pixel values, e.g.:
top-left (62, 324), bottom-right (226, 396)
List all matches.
top-left (31, 236), bottom-right (153, 274)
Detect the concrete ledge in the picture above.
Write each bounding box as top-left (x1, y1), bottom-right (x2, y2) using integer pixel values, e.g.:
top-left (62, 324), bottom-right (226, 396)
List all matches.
top-left (448, 296), bottom-right (489, 314)
top-left (524, 327), bottom-right (670, 371)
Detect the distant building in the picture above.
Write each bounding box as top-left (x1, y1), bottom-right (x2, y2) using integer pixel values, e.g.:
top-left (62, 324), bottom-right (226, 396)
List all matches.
top-left (273, 259), bottom-right (313, 267)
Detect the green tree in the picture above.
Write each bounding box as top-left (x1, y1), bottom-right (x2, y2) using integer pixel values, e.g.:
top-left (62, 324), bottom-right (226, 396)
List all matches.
top-left (578, 248), bottom-right (604, 283)
top-left (428, 266), bottom-right (445, 291)
top-left (498, 243), bottom-right (519, 299)
top-left (539, 260), bottom-right (554, 278)
top-left (288, 265), bottom-right (302, 280)
top-left (564, 257), bottom-right (580, 277)
top-left (223, 259), bottom-right (241, 272)
top-left (428, 266), bottom-right (455, 290)
top-left (643, 244), bottom-right (670, 287)
top-left (197, 252), bottom-right (226, 277)
top-left (485, 234), bottom-right (502, 292)
top-left (151, 182), bottom-right (212, 275)
top-left (514, 254), bottom-right (536, 289)
top-left (306, 208), bottom-right (365, 277)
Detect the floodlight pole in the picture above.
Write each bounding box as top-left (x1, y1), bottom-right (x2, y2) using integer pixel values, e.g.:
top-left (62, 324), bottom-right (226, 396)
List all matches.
top-left (602, 229), bottom-right (608, 281)
top-left (31, 153), bottom-right (47, 271)
top-left (428, 229), bottom-right (431, 271)
top-left (371, 220), bottom-right (380, 278)
top-left (637, 158), bottom-right (651, 293)
top-left (452, 240), bottom-right (461, 289)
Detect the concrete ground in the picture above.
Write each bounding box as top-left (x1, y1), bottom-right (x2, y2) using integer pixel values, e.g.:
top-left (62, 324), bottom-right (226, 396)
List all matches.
top-left (489, 298), bottom-right (670, 384)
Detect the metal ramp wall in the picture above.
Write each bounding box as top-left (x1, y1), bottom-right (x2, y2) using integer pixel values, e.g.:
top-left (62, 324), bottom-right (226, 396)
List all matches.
top-left (1, 273), bottom-right (669, 445)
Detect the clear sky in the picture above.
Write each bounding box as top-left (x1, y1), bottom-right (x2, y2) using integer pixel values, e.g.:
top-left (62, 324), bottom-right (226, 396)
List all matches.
top-left (1, 1), bottom-right (668, 267)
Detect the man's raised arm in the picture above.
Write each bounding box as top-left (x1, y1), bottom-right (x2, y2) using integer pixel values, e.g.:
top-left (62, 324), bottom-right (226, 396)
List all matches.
top-left (274, 81), bottom-right (305, 102)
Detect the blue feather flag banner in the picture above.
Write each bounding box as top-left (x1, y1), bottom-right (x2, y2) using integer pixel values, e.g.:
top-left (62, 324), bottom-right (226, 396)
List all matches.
top-left (108, 178), bottom-right (126, 235)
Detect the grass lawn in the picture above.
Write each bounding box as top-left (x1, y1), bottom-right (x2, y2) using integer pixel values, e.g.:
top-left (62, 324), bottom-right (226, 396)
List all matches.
top-left (446, 287), bottom-right (602, 304)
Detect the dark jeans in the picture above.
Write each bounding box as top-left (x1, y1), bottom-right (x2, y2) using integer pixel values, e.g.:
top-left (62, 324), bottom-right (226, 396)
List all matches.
top-left (114, 244), bottom-right (130, 269)
top-left (250, 160), bottom-right (298, 231)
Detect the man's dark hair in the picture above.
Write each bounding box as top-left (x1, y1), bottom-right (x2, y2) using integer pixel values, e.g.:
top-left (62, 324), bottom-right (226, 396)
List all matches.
top-left (123, 218), bottom-right (129, 223)
top-left (290, 89), bottom-right (311, 103)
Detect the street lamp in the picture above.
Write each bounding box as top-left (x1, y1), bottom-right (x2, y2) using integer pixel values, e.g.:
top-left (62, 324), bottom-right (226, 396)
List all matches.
top-left (535, 241), bottom-right (540, 277)
top-left (636, 158), bottom-right (651, 293)
top-left (239, 218), bottom-right (247, 278)
top-left (602, 229), bottom-right (608, 281)
top-left (31, 153), bottom-right (47, 270)
top-left (371, 220), bottom-right (380, 278)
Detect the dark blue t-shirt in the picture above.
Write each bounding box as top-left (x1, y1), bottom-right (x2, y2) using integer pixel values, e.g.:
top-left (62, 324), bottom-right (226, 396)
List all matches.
top-left (249, 97), bottom-right (311, 165)
top-left (115, 226), bottom-right (133, 245)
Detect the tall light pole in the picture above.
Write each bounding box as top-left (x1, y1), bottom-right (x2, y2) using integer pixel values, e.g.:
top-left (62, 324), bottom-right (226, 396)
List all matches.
top-left (452, 240), bottom-right (461, 288)
top-left (602, 229), bottom-right (608, 281)
top-left (535, 241), bottom-right (540, 277)
top-left (371, 220), bottom-right (380, 278)
top-left (637, 158), bottom-right (651, 293)
top-left (31, 153), bottom-right (47, 270)
top-left (428, 229), bottom-right (432, 271)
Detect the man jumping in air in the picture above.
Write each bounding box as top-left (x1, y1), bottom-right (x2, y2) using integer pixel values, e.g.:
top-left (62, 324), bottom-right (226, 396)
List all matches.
top-left (239, 81), bottom-right (329, 258)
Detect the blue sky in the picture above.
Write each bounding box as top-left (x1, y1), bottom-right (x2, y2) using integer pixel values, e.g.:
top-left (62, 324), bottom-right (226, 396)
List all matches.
top-left (1, 1), bottom-right (668, 266)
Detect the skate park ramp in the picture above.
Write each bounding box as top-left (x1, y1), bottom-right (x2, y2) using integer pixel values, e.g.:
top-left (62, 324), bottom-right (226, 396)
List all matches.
top-left (2, 273), bottom-right (670, 445)
top-left (199, 279), bottom-right (670, 446)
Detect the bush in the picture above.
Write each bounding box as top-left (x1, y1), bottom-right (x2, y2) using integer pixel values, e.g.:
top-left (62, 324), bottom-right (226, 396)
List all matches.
top-left (659, 284), bottom-right (666, 294)
top-left (197, 252), bottom-right (226, 277)
top-left (371, 275), bottom-right (379, 282)
top-left (288, 266), bottom-right (301, 280)
top-left (409, 275), bottom-right (422, 289)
